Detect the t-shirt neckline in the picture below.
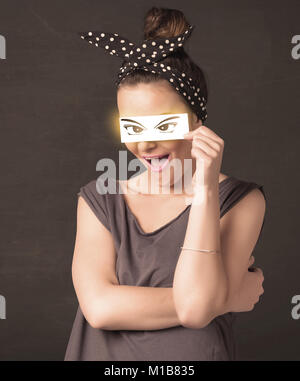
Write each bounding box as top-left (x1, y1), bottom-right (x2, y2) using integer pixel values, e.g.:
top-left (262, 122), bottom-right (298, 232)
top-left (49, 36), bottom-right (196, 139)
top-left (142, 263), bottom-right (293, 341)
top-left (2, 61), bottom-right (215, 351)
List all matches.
top-left (117, 176), bottom-right (234, 236)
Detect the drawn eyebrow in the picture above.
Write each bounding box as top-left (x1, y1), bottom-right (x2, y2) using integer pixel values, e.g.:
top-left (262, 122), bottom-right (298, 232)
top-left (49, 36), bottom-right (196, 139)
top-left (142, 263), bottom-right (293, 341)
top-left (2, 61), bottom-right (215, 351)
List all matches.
top-left (120, 118), bottom-right (144, 127)
top-left (120, 116), bottom-right (180, 129)
top-left (155, 116), bottom-right (180, 127)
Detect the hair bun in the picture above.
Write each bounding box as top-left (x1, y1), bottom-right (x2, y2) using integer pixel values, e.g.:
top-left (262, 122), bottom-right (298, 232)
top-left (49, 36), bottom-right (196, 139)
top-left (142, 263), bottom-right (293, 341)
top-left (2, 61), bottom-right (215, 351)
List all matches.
top-left (143, 7), bottom-right (190, 40)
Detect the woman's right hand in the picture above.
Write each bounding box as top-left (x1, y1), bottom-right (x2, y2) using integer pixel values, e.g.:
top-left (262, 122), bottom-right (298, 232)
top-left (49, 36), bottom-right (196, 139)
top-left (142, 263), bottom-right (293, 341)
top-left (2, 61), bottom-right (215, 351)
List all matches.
top-left (228, 256), bottom-right (265, 312)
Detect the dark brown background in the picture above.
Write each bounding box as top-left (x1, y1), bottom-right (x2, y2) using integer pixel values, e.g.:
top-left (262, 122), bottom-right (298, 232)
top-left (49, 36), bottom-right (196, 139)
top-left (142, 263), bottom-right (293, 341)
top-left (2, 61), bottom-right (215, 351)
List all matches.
top-left (0, 0), bottom-right (299, 360)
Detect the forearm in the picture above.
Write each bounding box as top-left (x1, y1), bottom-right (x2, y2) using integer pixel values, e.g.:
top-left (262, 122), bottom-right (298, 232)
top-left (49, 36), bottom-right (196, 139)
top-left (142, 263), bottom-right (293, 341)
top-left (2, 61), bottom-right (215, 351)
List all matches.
top-left (173, 185), bottom-right (229, 326)
top-left (97, 285), bottom-right (182, 331)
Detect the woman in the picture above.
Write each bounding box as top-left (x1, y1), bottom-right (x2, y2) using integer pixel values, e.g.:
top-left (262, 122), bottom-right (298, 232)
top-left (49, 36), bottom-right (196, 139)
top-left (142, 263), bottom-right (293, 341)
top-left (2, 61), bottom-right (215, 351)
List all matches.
top-left (65, 7), bottom-right (266, 361)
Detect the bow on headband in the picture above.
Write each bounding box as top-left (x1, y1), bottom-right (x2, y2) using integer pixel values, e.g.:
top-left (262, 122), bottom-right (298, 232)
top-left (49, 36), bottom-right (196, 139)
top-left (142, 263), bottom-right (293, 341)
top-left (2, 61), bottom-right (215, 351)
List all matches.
top-left (78, 25), bottom-right (207, 122)
top-left (79, 25), bottom-right (193, 66)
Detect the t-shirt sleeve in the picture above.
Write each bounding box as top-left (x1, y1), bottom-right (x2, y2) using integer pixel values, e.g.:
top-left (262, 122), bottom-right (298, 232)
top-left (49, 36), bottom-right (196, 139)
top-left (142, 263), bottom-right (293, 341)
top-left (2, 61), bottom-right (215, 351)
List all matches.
top-left (77, 180), bottom-right (111, 232)
top-left (220, 180), bottom-right (267, 243)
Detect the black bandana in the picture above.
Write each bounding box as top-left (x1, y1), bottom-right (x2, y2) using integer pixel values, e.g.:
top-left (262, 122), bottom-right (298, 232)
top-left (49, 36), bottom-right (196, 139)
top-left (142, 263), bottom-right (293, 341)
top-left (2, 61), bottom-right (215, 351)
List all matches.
top-left (78, 25), bottom-right (207, 122)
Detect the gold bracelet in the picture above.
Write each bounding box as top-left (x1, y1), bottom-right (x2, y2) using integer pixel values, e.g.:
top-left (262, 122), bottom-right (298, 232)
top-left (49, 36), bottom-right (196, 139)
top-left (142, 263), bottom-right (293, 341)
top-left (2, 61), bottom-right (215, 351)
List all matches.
top-left (180, 246), bottom-right (220, 253)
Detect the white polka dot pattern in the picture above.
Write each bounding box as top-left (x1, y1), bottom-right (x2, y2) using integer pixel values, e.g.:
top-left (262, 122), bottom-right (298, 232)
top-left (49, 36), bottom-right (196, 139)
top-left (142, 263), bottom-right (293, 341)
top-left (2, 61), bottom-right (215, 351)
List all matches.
top-left (78, 25), bottom-right (207, 122)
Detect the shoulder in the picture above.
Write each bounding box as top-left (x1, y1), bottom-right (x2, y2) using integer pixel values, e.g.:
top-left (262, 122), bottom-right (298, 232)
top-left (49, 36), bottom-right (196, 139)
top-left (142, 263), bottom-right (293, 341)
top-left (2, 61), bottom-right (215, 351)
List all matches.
top-left (219, 173), bottom-right (230, 182)
top-left (77, 178), bottom-right (115, 232)
top-left (227, 186), bottom-right (266, 218)
top-left (243, 186), bottom-right (266, 210)
top-left (235, 176), bottom-right (266, 210)
top-left (220, 176), bottom-right (266, 228)
top-left (219, 179), bottom-right (267, 259)
top-left (222, 174), bottom-right (266, 202)
top-left (77, 177), bottom-right (107, 208)
top-left (79, 177), bottom-right (120, 196)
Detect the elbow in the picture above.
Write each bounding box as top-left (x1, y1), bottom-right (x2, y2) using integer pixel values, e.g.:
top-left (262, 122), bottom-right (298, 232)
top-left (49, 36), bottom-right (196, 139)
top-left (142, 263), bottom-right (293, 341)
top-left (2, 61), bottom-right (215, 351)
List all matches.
top-left (84, 301), bottom-right (112, 330)
top-left (178, 293), bottom-right (229, 329)
top-left (86, 309), bottom-right (106, 329)
top-left (178, 305), bottom-right (214, 329)
top-left (87, 313), bottom-right (105, 329)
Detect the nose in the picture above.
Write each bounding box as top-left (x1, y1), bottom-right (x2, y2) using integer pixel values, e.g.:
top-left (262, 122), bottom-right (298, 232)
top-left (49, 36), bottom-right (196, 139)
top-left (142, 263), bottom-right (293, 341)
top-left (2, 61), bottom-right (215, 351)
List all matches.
top-left (137, 140), bottom-right (158, 151)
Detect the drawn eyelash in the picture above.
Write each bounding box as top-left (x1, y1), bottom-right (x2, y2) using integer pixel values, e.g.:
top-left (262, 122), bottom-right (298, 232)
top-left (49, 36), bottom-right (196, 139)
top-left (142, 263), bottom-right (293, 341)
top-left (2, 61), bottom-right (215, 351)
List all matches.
top-left (123, 122), bottom-right (178, 135)
top-left (123, 124), bottom-right (145, 135)
top-left (156, 122), bottom-right (177, 133)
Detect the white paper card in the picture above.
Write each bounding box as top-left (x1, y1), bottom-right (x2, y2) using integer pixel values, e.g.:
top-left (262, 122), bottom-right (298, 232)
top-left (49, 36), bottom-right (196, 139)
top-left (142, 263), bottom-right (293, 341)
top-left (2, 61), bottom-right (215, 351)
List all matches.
top-left (119, 113), bottom-right (190, 143)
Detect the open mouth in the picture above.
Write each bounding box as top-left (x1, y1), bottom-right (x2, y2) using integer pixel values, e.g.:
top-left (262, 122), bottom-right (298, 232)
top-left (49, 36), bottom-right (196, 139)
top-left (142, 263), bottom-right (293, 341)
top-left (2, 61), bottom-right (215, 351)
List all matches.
top-left (143, 154), bottom-right (171, 172)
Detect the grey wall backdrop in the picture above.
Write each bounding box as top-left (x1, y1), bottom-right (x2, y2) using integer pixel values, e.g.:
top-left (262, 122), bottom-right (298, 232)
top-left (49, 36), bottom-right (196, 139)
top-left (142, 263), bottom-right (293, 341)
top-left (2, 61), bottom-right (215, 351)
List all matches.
top-left (0, 0), bottom-right (299, 360)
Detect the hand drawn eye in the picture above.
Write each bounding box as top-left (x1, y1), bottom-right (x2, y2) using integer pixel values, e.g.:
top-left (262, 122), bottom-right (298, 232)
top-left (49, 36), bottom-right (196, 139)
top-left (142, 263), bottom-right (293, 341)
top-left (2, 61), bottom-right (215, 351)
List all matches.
top-left (123, 124), bottom-right (145, 135)
top-left (155, 122), bottom-right (177, 133)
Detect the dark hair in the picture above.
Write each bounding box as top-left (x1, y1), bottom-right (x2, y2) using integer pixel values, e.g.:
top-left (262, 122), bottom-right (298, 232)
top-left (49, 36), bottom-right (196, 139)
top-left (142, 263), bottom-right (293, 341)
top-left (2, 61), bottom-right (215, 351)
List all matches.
top-left (117, 7), bottom-right (208, 120)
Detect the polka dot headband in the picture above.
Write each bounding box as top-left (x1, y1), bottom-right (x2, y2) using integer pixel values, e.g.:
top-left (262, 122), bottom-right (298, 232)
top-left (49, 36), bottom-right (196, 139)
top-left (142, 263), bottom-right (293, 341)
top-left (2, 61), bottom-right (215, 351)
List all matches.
top-left (78, 24), bottom-right (207, 122)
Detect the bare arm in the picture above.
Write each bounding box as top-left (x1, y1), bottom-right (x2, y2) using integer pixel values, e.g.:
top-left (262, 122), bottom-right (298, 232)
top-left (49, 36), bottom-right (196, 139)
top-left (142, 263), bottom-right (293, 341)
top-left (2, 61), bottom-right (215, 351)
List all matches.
top-left (217, 188), bottom-right (266, 314)
top-left (173, 185), bottom-right (228, 328)
top-left (98, 285), bottom-right (180, 331)
top-left (73, 191), bottom-right (264, 331)
top-left (173, 124), bottom-right (267, 329)
top-left (173, 186), bottom-right (266, 329)
top-left (72, 195), bottom-right (181, 330)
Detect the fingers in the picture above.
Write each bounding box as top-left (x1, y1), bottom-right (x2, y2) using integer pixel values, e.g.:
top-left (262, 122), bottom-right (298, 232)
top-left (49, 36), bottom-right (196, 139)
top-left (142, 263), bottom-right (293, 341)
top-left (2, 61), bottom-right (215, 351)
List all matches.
top-left (249, 255), bottom-right (255, 266)
top-left (190, 145), bottom-right (211, 161)
top-left (193, 136), bottom-right (218, 156)
top-left (253, 267), bottom-right (263, 276)
top-left (197, 125), bottom-right (224, 144)
top-left (253, 267), bottom-right (265, 285)
top-left (184, 125), bottom-right (224, 145)
top-left (248, 255), bottom-right (255, 272)
top-left (194, 134), bottom-right (222, 152)
top-left (259, 283), bottom-right (265, 298)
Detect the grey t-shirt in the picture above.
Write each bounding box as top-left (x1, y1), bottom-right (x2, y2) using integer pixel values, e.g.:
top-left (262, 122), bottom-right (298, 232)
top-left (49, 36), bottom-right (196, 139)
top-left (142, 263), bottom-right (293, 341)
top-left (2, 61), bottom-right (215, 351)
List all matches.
top-left (64, 176), bottom-right (266, 361)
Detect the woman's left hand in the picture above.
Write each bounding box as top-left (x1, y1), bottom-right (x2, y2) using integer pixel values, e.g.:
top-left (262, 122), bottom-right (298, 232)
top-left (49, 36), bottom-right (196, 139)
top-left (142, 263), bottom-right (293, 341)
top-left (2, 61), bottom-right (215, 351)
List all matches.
top-left (183, 123), bottom-right (225, 190)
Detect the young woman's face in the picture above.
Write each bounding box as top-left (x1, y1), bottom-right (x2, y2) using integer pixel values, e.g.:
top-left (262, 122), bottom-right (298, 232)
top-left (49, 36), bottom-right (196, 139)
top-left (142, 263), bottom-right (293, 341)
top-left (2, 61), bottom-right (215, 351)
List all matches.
top-left (117, 80), bottom-right (201, 188)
